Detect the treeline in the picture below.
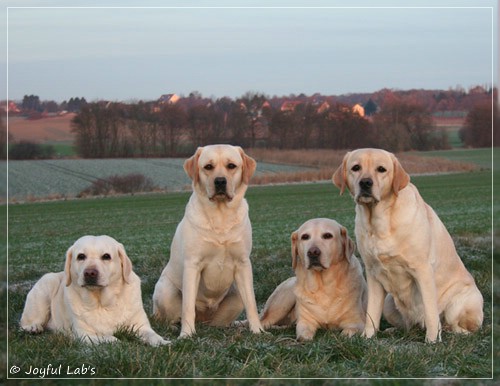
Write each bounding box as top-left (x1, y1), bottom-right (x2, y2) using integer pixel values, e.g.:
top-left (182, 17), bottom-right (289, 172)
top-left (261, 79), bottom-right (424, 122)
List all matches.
top-left (336, 85), bottom-right (494, 114)
top-left (3, 87), bottom-right (495, 160)
top-left (71, 91), bottom-right (467, 158)
top-left (20, 95), bottom-right (87, 114)
top-left (14, 85), bottom-right (494, 115)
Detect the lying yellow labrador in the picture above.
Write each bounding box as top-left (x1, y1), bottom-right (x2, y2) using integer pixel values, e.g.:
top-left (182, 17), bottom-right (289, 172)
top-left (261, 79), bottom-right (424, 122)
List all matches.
top-left (153, 144), bottom-right (264, 338)
top-left (20, 235), bottom-right (169, 346)
top-left (258, 218), bottom-right (367, 341)
top-left (333, 148), bottom-right (483, 343)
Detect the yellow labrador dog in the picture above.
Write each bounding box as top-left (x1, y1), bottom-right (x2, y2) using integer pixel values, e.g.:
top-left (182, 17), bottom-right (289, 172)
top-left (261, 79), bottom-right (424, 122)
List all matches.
top-left (20, 235), bottom-right (169, 346)
top-left (333, 148), bottom-right (483, 343)
top-left (153, 144), bottom-right (264, 338)
top-left (258, 218), bottom-right (367, 341)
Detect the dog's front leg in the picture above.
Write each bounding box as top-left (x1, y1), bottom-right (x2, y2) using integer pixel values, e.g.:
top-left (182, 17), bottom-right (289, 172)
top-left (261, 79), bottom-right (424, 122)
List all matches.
top-left (363, 274), bottom-right (386, 338)
top-left (20, 272), bottom-right (62, 333)
top-left (235, 261), bottom-right (264, 334)
top-left (20, 287), bottom-right (51, 333)
top-left (414, 268), bottom-right (441, 343)
top-left (180, 264), bottom-right (201, 338)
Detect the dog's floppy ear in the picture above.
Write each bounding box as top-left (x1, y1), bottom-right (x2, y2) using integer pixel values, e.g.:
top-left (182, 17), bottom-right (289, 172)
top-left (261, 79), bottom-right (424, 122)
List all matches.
top-left (340, 226), bottom-right (355, 263)
top-left (64, 245), bottom-right (73, 286)
top-left (332, 151), bottom-right (350, 195)
top-left (238, 147), bottom-right (257, 185)
top-left (184, 147), bottom-right (203, 184)
top-left (391, 154), bottom-right (410, 196)
top-left (117, 242), bottom-right (133, 284)
top-left (291, 231), bottom-right (299, 270)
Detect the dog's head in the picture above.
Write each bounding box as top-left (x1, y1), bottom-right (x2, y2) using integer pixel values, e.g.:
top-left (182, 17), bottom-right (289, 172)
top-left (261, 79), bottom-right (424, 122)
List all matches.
top-left (332, 148), bottom-right (410, 206)
top-left (64, 235), bottom-right (133, 289)
top-left (291, 218), bottom-right (355, 272)
top-left (183, 144), bottom-right (256, 203)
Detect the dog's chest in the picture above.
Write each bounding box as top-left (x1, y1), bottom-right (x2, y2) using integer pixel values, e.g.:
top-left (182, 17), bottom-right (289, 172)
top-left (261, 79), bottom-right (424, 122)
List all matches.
top-left (199, 242), bottom-right (243, 288)
top-left (300, 290), bottom-right (350, 328)
top-left (190, 199), bottom-right (249, 236)
top-left (64, 294), bottom-right (134, 335)
top-left (356, 220), bottom-right (396, 263)
top-left (204, 247), bottom-right (238, 272)
top-left (356, 219), bottom-right (415, 296)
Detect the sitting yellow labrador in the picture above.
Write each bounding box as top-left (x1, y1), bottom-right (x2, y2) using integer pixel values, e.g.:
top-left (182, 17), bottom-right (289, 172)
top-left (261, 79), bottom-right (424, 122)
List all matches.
top-left (20, 235), bottom-right (169, 346)
top-left (153, 144), bottom-right (264, 338)
top-left (333, 148), bottom-right (483, 343)
top-left (259, 218), bottom-right (367, 341)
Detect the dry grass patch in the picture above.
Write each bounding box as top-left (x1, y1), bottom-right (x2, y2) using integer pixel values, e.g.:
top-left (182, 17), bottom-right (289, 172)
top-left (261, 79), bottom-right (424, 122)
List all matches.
top-left (8, 114), bottom-right (76, 143)
top-left (248, 148), bottom-right (478, 185)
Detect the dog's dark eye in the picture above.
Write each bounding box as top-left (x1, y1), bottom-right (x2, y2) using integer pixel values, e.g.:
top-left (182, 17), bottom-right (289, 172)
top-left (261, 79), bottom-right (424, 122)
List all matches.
top-left (204, 164), bottom-right (214, 171)
top-left (351, 165), bottom-right (361, 172)
top-left (102, 253), bottom-right (111, 261)
top-left (377, 166), bottom-right (387, 173)
top-left (301, 234), bottom-right (310, 240)
top-left (77, 253), bottom-right (86, 261)
top-left (322, 233), bottom-right (333, 239)
top-left (227, 163), bottom-right (237, 170)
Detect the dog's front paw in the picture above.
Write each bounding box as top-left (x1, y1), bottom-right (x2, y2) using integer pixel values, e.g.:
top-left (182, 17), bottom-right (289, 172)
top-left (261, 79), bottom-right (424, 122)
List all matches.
top-left (362, 327), bottom-right (376, 339)
top-left (151, 336), bottom-right (171, 346)
top-left (249, 321), bottom-right (265, 334)
top-left (425, 324), bottom-right (442, 343)
top-left (296, 323), bottom-right (316, 341)
top-left (232, 320), bottom-right (249, 328)
top-left (20, 323), bottom-right (44, 334)
top-left (341, 328), bottom-right (360, 337)
top-left (179, 327), bottom-right (196, 339)
top-left (141, 330), bottom-right (171, 346)
top-left (425, 332), bottom-right (441, 343)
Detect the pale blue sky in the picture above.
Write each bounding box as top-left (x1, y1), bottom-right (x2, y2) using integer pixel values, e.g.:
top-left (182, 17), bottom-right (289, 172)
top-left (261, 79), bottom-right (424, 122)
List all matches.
top-left (2, 0), bottom-right (498, 102)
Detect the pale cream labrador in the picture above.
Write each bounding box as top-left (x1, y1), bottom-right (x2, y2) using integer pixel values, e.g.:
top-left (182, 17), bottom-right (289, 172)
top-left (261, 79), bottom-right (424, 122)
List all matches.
top-left (20, 235), bottom-right (169, 346)
top-left (258, 218), bottom-right (367, 341)
top-left (333, 148), bottom-right (483, 343)
top-left (153, 144), bottom-right (264, 338)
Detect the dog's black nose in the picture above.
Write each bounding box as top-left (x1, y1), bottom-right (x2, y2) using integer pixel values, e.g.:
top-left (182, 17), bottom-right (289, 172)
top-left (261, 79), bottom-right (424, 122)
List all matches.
top-left (214, 177), bottom-right (227, 189)
top-left (84, 268), bottom-right (99, 284)
top-left (307, 246), bottom-right (321, 260)
top-left (359, 178), bottom-right (373, 191)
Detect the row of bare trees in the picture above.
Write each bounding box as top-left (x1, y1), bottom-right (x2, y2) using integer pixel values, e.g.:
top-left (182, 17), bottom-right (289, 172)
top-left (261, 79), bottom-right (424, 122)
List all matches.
top-left (70, 92), bottom-right (496, 158)
top-left (72, 98), bottom-right (265, 158)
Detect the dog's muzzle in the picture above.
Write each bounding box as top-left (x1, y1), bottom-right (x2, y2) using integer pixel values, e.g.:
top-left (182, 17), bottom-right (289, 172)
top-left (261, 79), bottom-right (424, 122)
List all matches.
top-left (359, 178), bottom-right (373, 195)
top-left (357, 178), bottom-right (377, 204)
top-left (83, 268), bottom-right (100, 286)
top-left (307, 246), bottom-right (325, 270)
top-left (210, 177), bottom-right (232, 201)
top-left (214, 177), bottom-right (227, 194)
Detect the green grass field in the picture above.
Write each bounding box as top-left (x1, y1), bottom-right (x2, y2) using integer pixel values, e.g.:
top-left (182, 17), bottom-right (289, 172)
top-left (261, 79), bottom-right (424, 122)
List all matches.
top-left (48, 142), bottom-right (76, 158)
top-left (446, 129), bottom-right (463, 148)
top-left (5, 170), bottom-right (493, 381)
